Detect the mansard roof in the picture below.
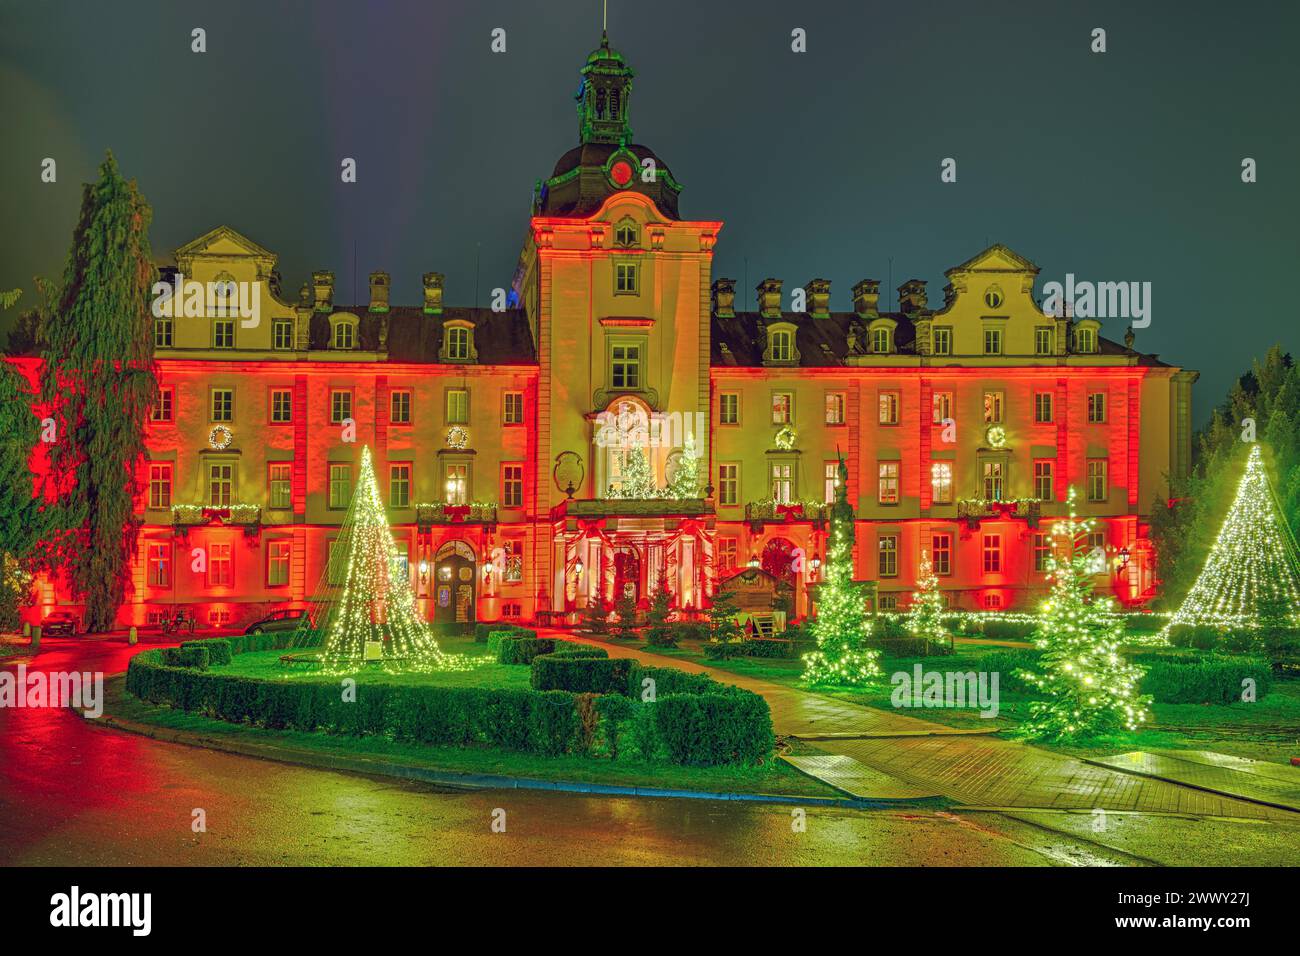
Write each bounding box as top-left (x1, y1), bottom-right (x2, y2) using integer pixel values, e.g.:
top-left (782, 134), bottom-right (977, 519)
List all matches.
top-left (326, 305), bottom-right (536, 365)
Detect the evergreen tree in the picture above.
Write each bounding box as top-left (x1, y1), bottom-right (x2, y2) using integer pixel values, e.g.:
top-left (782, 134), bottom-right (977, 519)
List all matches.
top-left (578, 596), bottom-right (611, 637)
top-left (0, 360), bottom-right (41, 627)
top-left (705, 581), bottom-right (743, 657)
top-left (665, 434), bottom-right (700, 499)
top-left (612, 589), bottom-right (639, 640)
top-left (802, 455), bottom-right (881, 684)
top-left (40, 153), bottom-right (158, 631)
top-left (906, 549), bottom-right (949, 651)
top-left (645, 576), bottom-right (677, 647)
top-left (610, 444), bottom-right (656, 499)
top-left (1018, 488), bottom-right (1151, 740)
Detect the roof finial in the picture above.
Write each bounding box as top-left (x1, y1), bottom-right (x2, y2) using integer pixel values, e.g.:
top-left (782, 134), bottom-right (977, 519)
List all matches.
top-left (602, 0), bottom-right (608, 43)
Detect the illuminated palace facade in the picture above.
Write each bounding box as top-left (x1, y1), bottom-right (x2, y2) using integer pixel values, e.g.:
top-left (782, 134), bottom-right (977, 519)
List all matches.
top-left (25, 36), bottom-right (1196, 629)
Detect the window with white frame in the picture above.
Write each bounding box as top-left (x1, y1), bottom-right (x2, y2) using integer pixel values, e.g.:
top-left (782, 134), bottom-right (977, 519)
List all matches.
top-left (328, 463), bottom-right (351, 509)
top-left (718, 463), bottom-right (739, 505)
top-left (825, 392), bottom-right (845, 425)
top-left (1087, 458), bottom-right (1108, 502)
top-left (208, 462), bottom-right (233, 507)
top-left (878, 391), bottom-right (900, 425)
top-left (982, 533), bottom-right (1002, 573)
top-left (878, 461), bottom-right (899, 504)
top-left (878, 534), bottom-right (898, 577)
top-left (930, 461), bottom-right (953, 504)
top-left (771, 462), bottom-right (793, 504)
top-left (931, 533), bottom-right (952, 576)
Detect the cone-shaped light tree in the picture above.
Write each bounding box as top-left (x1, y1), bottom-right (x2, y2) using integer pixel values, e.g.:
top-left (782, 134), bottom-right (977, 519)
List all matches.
top-left (802, 454), bottom-right (881, 684)
top-left (906, 550), bottom-right (949, 650)
top-left (1017, 488), bottom-right (1151, 740)
top-left (307, 446), bottom-right (467, 673)
top-left (1163, 444), bottom-right (1300, 633)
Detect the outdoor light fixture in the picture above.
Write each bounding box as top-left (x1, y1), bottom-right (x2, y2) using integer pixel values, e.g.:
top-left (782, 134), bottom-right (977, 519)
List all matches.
top-left (748, 554), bottom-right (760, 569)
top-left (418, 560), bottom-right (430, 583)
top-left (574, 559), bottom-right (584, 576)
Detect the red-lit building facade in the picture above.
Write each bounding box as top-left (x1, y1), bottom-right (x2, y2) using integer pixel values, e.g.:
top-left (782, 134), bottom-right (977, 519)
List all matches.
top-left (16, 36), bottom-right (1197, 629)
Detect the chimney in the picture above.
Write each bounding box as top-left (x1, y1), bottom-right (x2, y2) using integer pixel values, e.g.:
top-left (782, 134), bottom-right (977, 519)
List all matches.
top-left (898, 279), bottom-right (927, 313)
top-left (422, 272), bottom-right (444, 315)
top-left (368, 270), bottom-right (390, 312)
top-left (804, 278), bottom-right (831, 317)
top-left (852, 279), bottom-right (880, 318)
top-left (312, 270), bottom-right (334, 311)
top-left (711, 278), bottom-right (736, 318)
top-left (756, 278), bottom-right (783, 318)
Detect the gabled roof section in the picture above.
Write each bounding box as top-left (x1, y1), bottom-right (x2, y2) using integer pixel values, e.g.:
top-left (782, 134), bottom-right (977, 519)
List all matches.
top-left (945, 243), bottom-right (1040, 277)
top-left (174, 225), bottom-right (277, 262)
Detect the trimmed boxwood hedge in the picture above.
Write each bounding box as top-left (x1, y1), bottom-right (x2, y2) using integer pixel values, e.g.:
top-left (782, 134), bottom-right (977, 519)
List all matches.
top-left (1135, 654), bottom-right (1272, 704)
top-left (476, 623), bottom-right (538, 644)
top-left (497, 636), bottom-right (558, 665)
top-left (161, 645), bottom-right (209, 669)
top-left (651, 691), bottom-right (775, 766)
top-left (531, 654), bottom-right (633, 694)
top-left (182, 638), bottom-right (232, 666)
top-left (546, 644), bottom-right (609, 659)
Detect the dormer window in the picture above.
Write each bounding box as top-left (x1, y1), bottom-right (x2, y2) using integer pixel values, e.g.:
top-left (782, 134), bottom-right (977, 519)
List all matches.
top-left (439, 320), bottom-right (478, 363)
top-left (614, 219), bottom-right (639, 248)
top-left (872, 328), bottom-right (892, 354)
top-left (1073, 324), bottom-right (1098, 353)
top-left (332, 318), bottom-right (355, 350)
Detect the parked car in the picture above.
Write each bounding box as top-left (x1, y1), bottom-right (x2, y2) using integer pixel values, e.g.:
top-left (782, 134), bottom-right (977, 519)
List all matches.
top-left (244, 608), bottom-right (312, 635)
top-left (41, 611), bottom-right (81, 637)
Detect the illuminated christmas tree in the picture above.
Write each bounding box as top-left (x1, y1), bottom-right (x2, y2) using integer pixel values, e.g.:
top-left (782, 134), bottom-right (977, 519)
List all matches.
top-left (1163, 444), bottom-right (1300, 634)
top-left (1018, 487), bottom-right (1150, 740)
top-left (802, 455), bottom-right (881, 685)
top-left (665, 434), bottom-right (701, 499)
top-left (906, 550), bottom-right (949, 650)
top-left (609, 444), bottom-right (656, 499)
top-left (304, 446), bottom-right (467, 674)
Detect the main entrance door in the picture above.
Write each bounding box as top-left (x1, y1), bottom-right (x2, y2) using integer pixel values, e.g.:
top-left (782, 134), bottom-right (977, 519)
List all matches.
top-left (613, 545), bottom-right (642, 602)
top-left (434, 541), bottom-right (476, 625)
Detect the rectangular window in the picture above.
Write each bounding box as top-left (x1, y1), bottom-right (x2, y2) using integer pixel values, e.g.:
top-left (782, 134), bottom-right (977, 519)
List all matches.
top-left (878, 534), bottom-right (898, 577)
top-left (393, 540), bottom-right (410, 584)
top-left (267, 540), bottom-right (291, 587)
top-left (982, 533), bottom-right (1002, 574)
top-left (824, 462), bottom-right (838, 505)
top-left (444, 463), bottom-right (469, 504)
top-left (154, 317), bottom-right (173, 348)
top-left (333, 322), bottom-right (354, 350)
top-left (1033, 532), bottom-right (1051, 573)
top-left (390, 389), bottom-right (412, 425)
top-left (504, 540), bottom-right (524, 583)
top-left (389, 463), bottom-right (411, 508)
top-left (610, 344), bottom-right (641, 389)
top-left (148, 463), bottom-right (172, 509)
top-left (931, 533), bottom-right (952, 576)
top-left (770, 330), bottom-right (794, 362)
top-left (825, 392), bottom-right (845, 425)
top-left (879, 594), bottom-right (899, 612)
top-left (502, 463), bottom-right (523, 508)
top-left (1033, 459), bottom-right (1054, 501)
top-left (878, 391), bottom-right (900, 426)
top-left (445, 388), bottom-right (469, 425)
top-left (270, 388), bottom-right (292, 423)
top-left (446, 326), bottom-right (471, 360)
top-left (272, 318), bottom-right (294, 350)
top-left (328, 464), bottom-right (351, 509)
top-left (1035, 326), bottom-right (1054, 356)
top-left (982, 460), bottom-right (1004, 501)
top-left (268, 463), bottom-right (292, 510)
top-left (719, 392), bottom-right (740, 425)
top-left (983, 328), bottom-right (1003, 355)
top-left (151, 387), bottom-right (174, 423)
top-left (930, 461), bottom-right (953, 504)
top-left (932, 327), bottom-right (952, 356)
top-left (211, 388), bottom-right (233, 422)
top-left (147, 542), bottom-right (171, 587)
top-left (717, 537), bottom-right (738, 573)
top-left (1087, 458), bottom-right (1108, 502)
top-left (1034, 391), bottom-right (1054, 424)
top-left (212, 319), bottom-right (234, 349)
top-left (208, 542), bottom-right (233, 587)
top-left (1088, 530), bottom-right (1106, 554)
top-left (983, 391), bottom-right (1004, 424)
top-left (718, 463), bottom-right (739, 506)
top-left (771, 463), bottom-right (793, 504)
top-left (771, 392), bottom-right (792, 424)
top-left (503, 391), bottom-right (524, 425)
top-left (330, 389), bottom-right (353, 425)
top-left (208, 463), bottom-right (233, 507)
top-left (878, 461), bottom-right (900, 504)
top-left (614, 261), bottom-right (638, 294)
top-left (1087, 391), bottom-right (1107, 424)
top-left (932, 391), bottom-right (952, 425)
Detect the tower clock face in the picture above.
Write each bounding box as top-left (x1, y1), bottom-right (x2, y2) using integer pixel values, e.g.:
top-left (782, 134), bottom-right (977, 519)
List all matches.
top-left (985, 424), bottom-right (1007, 449)
top-left (609, 160), bottom-right (633, 186)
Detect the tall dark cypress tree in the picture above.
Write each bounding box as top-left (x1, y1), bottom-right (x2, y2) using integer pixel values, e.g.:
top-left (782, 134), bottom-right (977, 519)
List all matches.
top-left (41, 152), bottom-right (157, 631)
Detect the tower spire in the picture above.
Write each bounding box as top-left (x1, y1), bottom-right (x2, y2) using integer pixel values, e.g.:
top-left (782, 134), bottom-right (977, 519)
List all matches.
top-left (575, 23), bottom-right (634, 145)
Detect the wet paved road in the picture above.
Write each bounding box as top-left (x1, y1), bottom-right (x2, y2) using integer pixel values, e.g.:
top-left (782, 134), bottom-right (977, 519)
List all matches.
top-left (0, 637), bottom-right (1286, 866)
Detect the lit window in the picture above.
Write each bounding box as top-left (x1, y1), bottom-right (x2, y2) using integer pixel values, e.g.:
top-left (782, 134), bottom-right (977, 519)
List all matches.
top-left (147, 543), bottom-right (171, 587)
top-left (213, 319), bottom-right (234, 349)
top-left (931, 533), bottom-right (952, 576)
top-left (931, 461), bottom-right (953, 504)
top-left (1087, 458), bottom-right (1108, 502)
top-left (269, 464), bottom-right (292, 510)
top-left (770, 330), bottom-right (793, 362)
top-left (211, 389), bottom-right (233, 422)
top-left (1034, 327), bottom-right (1054, 355)
top-left (983, 328), bottom-right (1002, 355)
top-left (824, 463), bottom-right (838, 504)
top-left (771, 463), bottom-right (793, 504)
top-left (504, 540), bottom-right (524, 582)
top-left (1034, 391), bottom-right (1054, 424)
top-left (151, 387), bottom-right (174, 423)
top-left (1033, 532), bottom-right (1051, 573)
top-left (390, 389), bottom-right (412, 424)
top-left (208, 542), bottom-right (233, 587)
top-left (389, 463), bottom-right (411, 508)
top-left (148, 464), bottom-right (172, 509)
top-left (982, 391), bottom-right (1004, 424)
top-left (825, 392), bottom-right (845, 425)
top-left (330, 390), bottom-right (352, 425)
top-left (932, 327), bottom-right (952, 356)
top-left (771, 392), bottom-right (792, 424)
top-left (932, 391), bottom-right (952, 425)
top-left (982, 534), bottom-right (1002, 574)
top-left (444, 463), bottom-right (468, 504)
top-left (504, 391), bottom-right (524, 425)
top-left (446, 389), bottom-right (469, 425)
top-left (328, 464), bottom-right (351, 509)
top-left (611, 344), bottom-right (641, 389)
top-left (718, 464), bottom-right (739, 505)
top-left (502, 463), bottom-right (523, 508)
top-left (208, 463), bottom-right (233, 507)
top-left (878, 461), bottom-right (900, 504)
top-left (878, 534), bottom-right (898, 577)
top-left (270, 388), bottom-right (292, 424)
top-left (446, 326), bottom-right (471, 360)
top-left (267, 540), bottom-right (291, 587)
top-left (719, 393), bottom-right (740, 425)
top-left (615, 262), bottom-right (638, 294)
top-left (333, 321), bottom-right (354, 350)
top-left (878, 391), bottom-right (900, 425)
top-left (982, 461), bottom-right (1004, 501)
top-left (273, 318), bottom-right (294, 350)
top-left (1087, 391), bottom-right (1107, 423)
top-left (1034, 460), bottom-right (1054, 501)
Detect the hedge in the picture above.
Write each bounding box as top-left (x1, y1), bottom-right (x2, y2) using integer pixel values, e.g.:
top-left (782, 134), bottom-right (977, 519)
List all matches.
top-left (737, 638), bottom-right (796, 659)
top-left (497, 636), bottom-right (557, 665)
top-left (531, 654), bottom-right (633, 694)
top-left (476, 623), bottom-right (538, 644)
top-left (546, 644), bottom-right (609, 659)
top-left (161, 645), bottom-right (210, 670)
top-left (182, 638), bottom-right (232, 666)
top-left (651, 692), bottom-right (774, 766)
top-left (1135, 654), bottom-right (1272, 704)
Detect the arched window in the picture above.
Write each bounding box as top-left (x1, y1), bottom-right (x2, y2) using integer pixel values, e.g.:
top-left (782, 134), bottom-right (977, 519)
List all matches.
top-left (1074, 326), bottom-right (1097, 353)
top-left (332, 319), bottom-right (355, 350)
top-left (872, 327), bottom-right (891, 353)
top-left (771, 329), bottom-right (793, 362)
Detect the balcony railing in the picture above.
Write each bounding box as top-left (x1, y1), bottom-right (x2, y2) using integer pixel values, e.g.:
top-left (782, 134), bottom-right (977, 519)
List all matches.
top-left (955, 498), bottom-right (1041, 523)
top-left (550, 497), bottom-right (712, 521)
top-left (171, 503), bottom-right (262, 536)
top-left (744, 499), bottom-right (830, 528)
top-left (415, 501), bottom-right (498, 528)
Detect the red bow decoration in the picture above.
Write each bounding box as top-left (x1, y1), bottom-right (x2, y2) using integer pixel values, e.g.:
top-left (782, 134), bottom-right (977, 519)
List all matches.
top-left (775, 503), bottom-right (804, 519)
top-left (444, 505), bottom-right (471, 521)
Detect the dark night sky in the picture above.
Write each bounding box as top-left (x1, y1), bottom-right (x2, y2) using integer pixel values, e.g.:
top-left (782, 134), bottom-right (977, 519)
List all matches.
top-left (2, 0), bottom-right (1297, 425)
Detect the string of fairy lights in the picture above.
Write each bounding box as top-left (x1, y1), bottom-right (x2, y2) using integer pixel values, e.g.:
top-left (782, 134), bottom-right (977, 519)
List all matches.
top-left (906, 550), bottom-right (949, 648)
